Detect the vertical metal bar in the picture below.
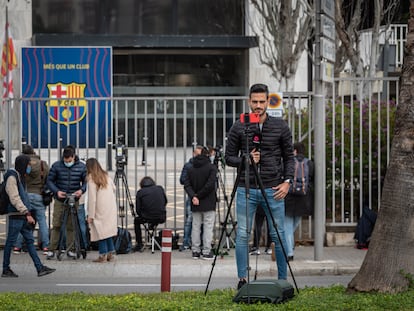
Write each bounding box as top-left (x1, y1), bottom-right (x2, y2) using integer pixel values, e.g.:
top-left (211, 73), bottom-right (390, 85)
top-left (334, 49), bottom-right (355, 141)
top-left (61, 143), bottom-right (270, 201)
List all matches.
top-left (173, 99), bottom-right (178, 232)
top-left (340, 89), bottom-right (345, 223)
top-left (95, 99), bottom-right (99, 159)
top-left (350, 85), bottom-right (354, 223)
top-left (193, 99), bottom-right (197, 147)
top-left (38, 101), bottom-right (42, 150)
top-left (331, 85), bottom-right (336, 223)
top-left (359, 86), bottom-right (363, 216)
top-left (377, 85), bottom-right (381, 210)
top-left (213, 99), bottom-right (217, 148)
top-left (203, 99), bottom-right (207, 145)
top-left (368, 83), bottom-right (372, 210)
top-left (154, 100), bottom-right (158, 179)
top-left (134, 99), bottom-right (138, 192)
top-left (144, 99), bottom-right (148, 177)
top-left (163, 99), bottom-right (168, 187)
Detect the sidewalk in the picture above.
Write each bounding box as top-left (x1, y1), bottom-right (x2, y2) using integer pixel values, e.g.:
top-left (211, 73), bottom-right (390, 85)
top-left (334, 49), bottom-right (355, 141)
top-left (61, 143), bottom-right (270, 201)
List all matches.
top-left (1, 245), bottom-right (367, 278)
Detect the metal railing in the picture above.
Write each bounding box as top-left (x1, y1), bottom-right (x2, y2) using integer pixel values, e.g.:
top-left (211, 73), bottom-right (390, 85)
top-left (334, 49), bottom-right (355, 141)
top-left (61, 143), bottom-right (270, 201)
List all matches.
top-left (0, 80), bottom-right (398, 243)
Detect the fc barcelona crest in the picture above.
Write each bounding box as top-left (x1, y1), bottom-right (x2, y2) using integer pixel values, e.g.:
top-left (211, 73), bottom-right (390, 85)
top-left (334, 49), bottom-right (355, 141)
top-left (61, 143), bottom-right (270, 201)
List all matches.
top-left (46, 82), bottom-right (87, 126)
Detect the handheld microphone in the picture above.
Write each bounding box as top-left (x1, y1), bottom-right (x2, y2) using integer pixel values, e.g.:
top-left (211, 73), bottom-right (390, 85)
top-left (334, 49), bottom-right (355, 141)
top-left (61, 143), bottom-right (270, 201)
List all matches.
top-left (252, 131), bottom-right (262, 151)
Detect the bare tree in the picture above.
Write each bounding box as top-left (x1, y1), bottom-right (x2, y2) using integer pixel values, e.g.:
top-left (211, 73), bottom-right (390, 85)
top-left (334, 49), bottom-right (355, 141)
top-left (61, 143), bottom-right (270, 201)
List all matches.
top-left (249, 0), bottom-right (314, 91)
top-left (347, 0), bottom-right (414, 293)
top-left (335, 0), bottom-right (399, 77)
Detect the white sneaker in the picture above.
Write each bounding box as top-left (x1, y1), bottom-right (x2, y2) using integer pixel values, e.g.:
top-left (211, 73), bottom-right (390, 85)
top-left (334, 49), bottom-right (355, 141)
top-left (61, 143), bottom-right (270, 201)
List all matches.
top-left (46, 251), bottom-right (55, 259)
top-left (67, 251), bottom-right (77, 258)
top-left (249, 247), bottom-right (260, 255)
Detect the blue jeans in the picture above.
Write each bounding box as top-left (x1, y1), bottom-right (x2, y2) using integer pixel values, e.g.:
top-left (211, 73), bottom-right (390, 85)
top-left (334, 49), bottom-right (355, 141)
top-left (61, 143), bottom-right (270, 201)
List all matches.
top-left (182, 198), bottom-right (193, 247)
top-left (14, 193), bottom-right (50, 250)
top-left (285, 215), bottom-right (301, 257)
top-left (98, 237), bottom-right (115, 255)
top-left (235, 187), bottom-right (287, 280)
top-left (3, 217), bottom-right (43, 272)
top-left (29, 193), bottom-right (50, 248)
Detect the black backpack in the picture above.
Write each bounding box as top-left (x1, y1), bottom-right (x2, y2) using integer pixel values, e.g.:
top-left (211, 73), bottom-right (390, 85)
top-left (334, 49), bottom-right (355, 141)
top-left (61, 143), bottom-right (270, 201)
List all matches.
top-left (0, 180), bottom-right (10, 215)
top-left (113, 227), bottom-right (132, 254)
top-left (0, 170), bottom-right (21, 215)
top-left (289, 157), bottom-right (310, 196)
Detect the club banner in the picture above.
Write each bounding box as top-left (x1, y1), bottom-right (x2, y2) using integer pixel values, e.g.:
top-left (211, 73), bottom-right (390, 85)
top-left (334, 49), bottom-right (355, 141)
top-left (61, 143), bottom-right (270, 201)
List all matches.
top-left (21, 47), bottom-right (112, 148)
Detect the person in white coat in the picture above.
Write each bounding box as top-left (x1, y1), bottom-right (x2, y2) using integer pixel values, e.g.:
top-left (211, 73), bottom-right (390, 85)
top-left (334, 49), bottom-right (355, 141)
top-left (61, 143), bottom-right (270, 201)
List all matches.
top-left (86, 158), bottom-right (118, 262)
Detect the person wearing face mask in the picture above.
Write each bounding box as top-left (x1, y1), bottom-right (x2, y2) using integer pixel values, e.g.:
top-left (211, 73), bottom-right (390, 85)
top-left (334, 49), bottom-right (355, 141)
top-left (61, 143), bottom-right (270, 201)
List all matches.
top-left (46, 145), bottom-right (87, 260)
top-left (2, 154), bottom-right (56, 277)
top-left (13, 144), bottom-right (51, 255)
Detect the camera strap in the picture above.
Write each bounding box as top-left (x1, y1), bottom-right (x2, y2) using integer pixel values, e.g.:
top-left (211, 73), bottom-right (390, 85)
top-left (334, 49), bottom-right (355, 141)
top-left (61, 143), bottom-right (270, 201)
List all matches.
top-left (40, 160), bottom-right (46, 190)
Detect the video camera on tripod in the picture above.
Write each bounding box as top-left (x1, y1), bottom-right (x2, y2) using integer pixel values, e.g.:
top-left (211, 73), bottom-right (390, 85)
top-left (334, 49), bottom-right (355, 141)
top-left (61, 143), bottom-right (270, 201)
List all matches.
top-left (213, 145), bottom-right (225, 168)
top-left (113, 135), bottom-right (128, 170)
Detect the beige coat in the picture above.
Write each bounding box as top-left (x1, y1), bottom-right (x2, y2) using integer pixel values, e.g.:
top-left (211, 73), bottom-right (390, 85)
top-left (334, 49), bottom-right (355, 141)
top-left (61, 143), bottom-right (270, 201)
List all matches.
top-left (87, 176), bottom-right (118, 241)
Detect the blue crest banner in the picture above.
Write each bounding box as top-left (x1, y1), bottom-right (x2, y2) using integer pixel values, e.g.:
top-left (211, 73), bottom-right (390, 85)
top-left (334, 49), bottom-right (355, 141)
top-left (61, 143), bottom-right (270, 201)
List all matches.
top-left (21, 47), bottom-right (112, 148)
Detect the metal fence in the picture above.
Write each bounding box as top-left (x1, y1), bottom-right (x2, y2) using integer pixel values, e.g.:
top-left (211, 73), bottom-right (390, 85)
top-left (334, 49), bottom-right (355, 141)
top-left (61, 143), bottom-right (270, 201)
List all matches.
top-left (0, 78), bottom-right (399, 244)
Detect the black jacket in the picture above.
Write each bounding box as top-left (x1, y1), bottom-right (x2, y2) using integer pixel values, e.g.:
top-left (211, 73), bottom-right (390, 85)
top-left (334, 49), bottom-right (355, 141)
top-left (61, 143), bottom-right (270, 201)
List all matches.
top-left (47, 156), bottom-right (87, 200)
top-left (184, 155), bottom-right (217, 212)
top-left (135, 182), bottom-right (167, 223)
top-left (225, 114), bottom-right (295, 188)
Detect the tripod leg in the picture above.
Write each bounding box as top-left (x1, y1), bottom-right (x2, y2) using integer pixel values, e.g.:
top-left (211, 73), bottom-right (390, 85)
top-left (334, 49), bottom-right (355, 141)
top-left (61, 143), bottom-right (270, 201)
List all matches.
top-left (250, 159), bottom-right (299, 293)
top-left (57, 207), bottom-right (68, 261)
top-left (204, 158), bottom-right (244, 295)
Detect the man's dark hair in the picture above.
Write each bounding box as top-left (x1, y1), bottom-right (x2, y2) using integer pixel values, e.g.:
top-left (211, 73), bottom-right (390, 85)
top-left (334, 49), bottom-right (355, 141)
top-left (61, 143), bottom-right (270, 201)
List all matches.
top-left (62, 145), bottom-right (76, 158)
top-left (140, 176), bottom-right (155, 188)
top-left (294, 142), bottom-right (306, 155)
top-left (22, 144), bottom-right (35, 155)
top-left (249, 83), bottom-right (269, 98)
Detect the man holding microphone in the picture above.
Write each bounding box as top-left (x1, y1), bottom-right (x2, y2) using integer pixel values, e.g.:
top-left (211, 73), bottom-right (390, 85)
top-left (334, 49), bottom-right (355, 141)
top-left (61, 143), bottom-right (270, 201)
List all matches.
top-left (225, 83), bottom-right (295, 289)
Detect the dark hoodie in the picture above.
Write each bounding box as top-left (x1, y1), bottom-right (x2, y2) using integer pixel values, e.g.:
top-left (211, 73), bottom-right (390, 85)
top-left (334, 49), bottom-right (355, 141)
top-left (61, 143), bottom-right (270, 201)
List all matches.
top-left (184, 155), bottom-right (217, 212)
top-left (4, 154), bottom-right (31, 215)
top-left (135, 177), bottom-right (167, 222)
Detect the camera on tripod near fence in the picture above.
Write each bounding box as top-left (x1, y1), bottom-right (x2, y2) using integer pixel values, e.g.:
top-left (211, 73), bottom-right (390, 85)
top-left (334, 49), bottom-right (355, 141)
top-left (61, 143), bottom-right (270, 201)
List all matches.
top-left (113, 135), bottom-right (128, 170)
top-left (213, 145), bottom-right (225, 168)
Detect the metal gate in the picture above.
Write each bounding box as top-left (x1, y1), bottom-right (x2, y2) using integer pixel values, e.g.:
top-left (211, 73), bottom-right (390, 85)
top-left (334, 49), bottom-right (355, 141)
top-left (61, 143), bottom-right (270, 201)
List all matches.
top-left (0, 78), bottom-right (398, 243)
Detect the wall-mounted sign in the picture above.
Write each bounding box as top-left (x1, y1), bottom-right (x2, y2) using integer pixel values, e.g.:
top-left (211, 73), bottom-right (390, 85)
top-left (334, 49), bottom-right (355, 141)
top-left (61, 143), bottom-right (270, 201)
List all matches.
top-left (321, 14), bottom-right (335, 41)
top-left (21, 47), bottom-right (112, 148)
top-left (321, 37), bottom-right (336, 63)
top-left (268, 92), bottom-right (284, 118)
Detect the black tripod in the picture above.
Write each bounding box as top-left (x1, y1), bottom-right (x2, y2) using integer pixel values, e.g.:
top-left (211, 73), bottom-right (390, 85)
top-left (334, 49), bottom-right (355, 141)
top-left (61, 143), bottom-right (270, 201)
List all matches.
top-left (56, 194), bottom-right (87, 260)
top-left (114, 162), bottom-right (136, 227)
top-left (215, 161), bottom-right (237, 251)
top-left (205, 158), bottom-right (243, 295)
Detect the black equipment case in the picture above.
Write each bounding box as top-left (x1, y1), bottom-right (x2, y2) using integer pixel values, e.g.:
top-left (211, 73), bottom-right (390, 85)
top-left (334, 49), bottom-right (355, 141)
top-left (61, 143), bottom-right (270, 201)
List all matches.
top-left (233, 279), bottom-right (295, 304)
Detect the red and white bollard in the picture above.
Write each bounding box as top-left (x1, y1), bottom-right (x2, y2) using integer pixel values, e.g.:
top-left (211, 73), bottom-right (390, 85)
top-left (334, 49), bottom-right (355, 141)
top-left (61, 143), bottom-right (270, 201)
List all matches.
top-left (160, 229), bottom-right (172, 292)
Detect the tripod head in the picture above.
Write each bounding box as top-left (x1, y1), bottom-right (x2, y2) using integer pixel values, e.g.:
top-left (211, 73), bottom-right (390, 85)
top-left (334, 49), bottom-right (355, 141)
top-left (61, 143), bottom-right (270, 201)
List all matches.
top-left (64, 193), bottom-right (77, 208)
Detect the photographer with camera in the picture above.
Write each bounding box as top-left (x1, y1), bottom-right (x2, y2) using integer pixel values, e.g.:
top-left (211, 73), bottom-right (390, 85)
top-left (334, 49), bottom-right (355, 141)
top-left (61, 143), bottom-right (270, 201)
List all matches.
top-left (46, 145), bottom-right (87, 260)
top-left (13, 144), bottom-right (51, 255)
top-left (2, 154), bottom-right (55, 277)
top-left (225, 83), bottom-right (295, 289)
